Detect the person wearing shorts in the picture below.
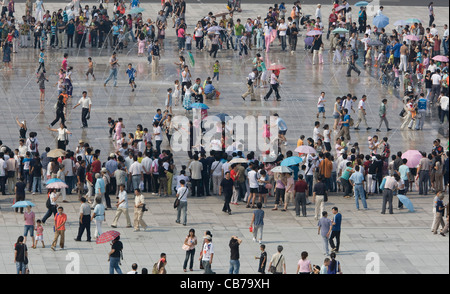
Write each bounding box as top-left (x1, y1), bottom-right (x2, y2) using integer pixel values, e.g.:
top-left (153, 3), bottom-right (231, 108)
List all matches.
top-left (23, 206), bottom-right (35, 246)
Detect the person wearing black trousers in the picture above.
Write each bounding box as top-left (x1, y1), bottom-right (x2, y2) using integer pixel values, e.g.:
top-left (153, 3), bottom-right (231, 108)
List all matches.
top-left (50, 95), bottom-right (66, 128)
top-left (220, 171), bottom-right (234, 215)
top-left (75, 197), bottom-right (91, 242)
top-left (264, 70), bottom-right (282, 101)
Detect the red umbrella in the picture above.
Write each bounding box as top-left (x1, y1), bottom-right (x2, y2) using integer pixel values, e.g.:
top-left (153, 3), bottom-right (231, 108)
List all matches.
top-left (267, 63), bottom-right (286, 71)
top-left (96, 230), bottom-right (120, 244)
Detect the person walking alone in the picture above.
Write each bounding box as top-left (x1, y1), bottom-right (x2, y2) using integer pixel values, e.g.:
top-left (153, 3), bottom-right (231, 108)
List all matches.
top-left (104, 52), bottom-right (119, 87)
top-left (72, 91), bottom-right (92, 129)
top-left (74, 197), bottom-right (91, 242)
top-left (329, 207), bottom-right (342, 253)
top-left (264, 70), bottom-right (282, 101)
top-left (376, 99), bottom-right (392, 132)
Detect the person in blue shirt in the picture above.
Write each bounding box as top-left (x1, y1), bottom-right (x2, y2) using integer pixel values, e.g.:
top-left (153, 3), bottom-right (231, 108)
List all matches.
top-left (126, 63), bottom-right (137, 92)
top-left (204, 80), bottom-right (216, 100)
top-left (329, 207), bottom-right (342, 253)
top-left (337, 108), bottom-right (351, 143)
top-left (416, 93), bottom-right (428, 130)
top-left (392, 39), bottom-right (402, 66)
top-left (36, 48), bottom-right (45, 74)
top-left (273, 113), bottom-right (288, 146)
top-left (349, 165), bottom-right (367, 210)
top-left (112, 22), bottom-right (120, 47)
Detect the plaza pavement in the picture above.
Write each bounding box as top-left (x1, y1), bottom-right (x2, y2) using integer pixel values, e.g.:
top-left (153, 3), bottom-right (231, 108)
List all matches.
top-left (0, 2), bottom-right (448, 274)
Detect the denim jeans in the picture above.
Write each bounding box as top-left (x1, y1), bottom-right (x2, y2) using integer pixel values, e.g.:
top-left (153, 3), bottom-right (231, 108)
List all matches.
top-left (183, 248), bottom-right (195, 270)
top-left (16, 262), bottom-right (26, 274)
top-left (176, 201), bottom-right (188, 225)
top-left (109, 257), bottom-right (122, 274)
top-left (354, 184), bottom-right (367, 209)
top-left (321, 235), bottom-right (330, 255)
top-left (229, 259), bottom-right (240, 274)
top-left (280, 35), bottom-right (286, 51)
top-left (331, 172), bottom-right (337, 192)
top-left (235, 35), bottom-right (242, 51)
top-left (104, 68), bottom-right (118, 86)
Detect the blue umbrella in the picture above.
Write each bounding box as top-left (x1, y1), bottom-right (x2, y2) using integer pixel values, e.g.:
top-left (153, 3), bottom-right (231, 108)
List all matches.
top-left (46, 178), bottom-right (64, 184)
top-left (129, 7), bottom-right (145, 14)
top-left (215, 113), bottom-right (230, 122)
top-left (397, 194), bottom-right (414, 212)
top-left (280, 156), bottom-right (303, 167)
top-left (394, 20), bottom-right (408, 27)
top-left (190, 103), bottom-right (209, 110)
top-left (12, 201), bottom-right (35, 208)
top-left (373, 15), bottom-right (389, 29)
top-left (355, 1), bottom-right (369, 7)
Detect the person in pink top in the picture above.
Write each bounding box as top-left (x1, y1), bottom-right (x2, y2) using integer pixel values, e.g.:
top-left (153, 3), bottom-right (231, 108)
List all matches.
top-left (296, 251), bottom-right (312, 274)
top-left (283, 173), bottom-right (295, 211)
top-left (61, 53), bottom-right (68, 71)
top-left (33, 219), bottom-right (45, 248)
top-left (115, 118), bottom-right (124, 149)
top-left (23, 206), bottom-right (35, 246)
top-left (177, 22), bottom-right (186, 53)
top-left (272, 173), bottom-right (287, 211)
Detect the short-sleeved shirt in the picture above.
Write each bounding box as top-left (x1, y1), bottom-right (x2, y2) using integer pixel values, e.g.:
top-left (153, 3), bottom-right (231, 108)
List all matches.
top-left (110, 241), bottom-right (123, 258)
top-left (332, 213), bottom-right (342, 231)
top-left (79, 203), bottom-right (91, 216)
top-left (253, 209), bottom-right (264, 226)
top-left (94, 204), bottom-right (105, 221)
top-left (229, 240), bottom-right (240, 260)
top-left (24, 211), bottom-right (35, 226)
top-left (318, 217), bottom-right (332, 237)
top-left (54, 213), bottom-right (67, 231)
top-left (298, 259), bottom-right (311, 273)
top-left (202, 242), bottom-right (214, 261)
top-left (15, 181), bottom-right (26, 198)
top-left (295, 180), bottom-right (307, 193)
top-left (220, 178), bottom-right (234, 195)
top-left (126, 68), bottom-right (136, 79)
top-left (349, 171), bottom-right (364, 184)
top-left (313, 182), bottom-right (326, 196)
top-left (398, 165), bottom-right (410, 181)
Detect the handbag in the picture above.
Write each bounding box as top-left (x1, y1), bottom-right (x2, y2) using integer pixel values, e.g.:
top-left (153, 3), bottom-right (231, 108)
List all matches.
top-left (269, 254), bottom-right (283, 274)
top-left (23, 244), bottom-right (28, 265)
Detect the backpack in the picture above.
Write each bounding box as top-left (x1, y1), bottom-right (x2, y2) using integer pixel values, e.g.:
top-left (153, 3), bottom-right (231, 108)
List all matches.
top-left (29, 138), bottom-right (36, 151)
top-left (46, 196), bottom-right (52, 209)
top-left (152, 262), bottom-right (160, 274)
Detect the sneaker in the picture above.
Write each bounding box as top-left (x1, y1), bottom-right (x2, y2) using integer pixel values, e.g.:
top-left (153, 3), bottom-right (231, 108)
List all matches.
top-left (376, 129), bottom-right (381, 132)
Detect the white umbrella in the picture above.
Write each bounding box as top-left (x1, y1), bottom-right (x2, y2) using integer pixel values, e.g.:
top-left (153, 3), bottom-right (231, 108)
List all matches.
top-left (271, 166), bottom-right (293, 173)
top-left (229, 158), bottom-right (248, 165)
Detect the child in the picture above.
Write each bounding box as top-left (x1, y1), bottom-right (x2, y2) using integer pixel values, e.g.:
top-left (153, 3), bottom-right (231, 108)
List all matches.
top-left (147, 41), bottom-right (154, 65)
top-left (393, 65), bottom-right (400, 89)
top-left (166, 88), bottom-right (173, 114)
top-left (255, 244), bottom-right (267, 274)
top-left (212, 60), bottom-right (220, 82)
top-left (86, 57), bottom-right (96, 81)
top-left (108, 117), bottom-right (116, 138)
top-left (185, 33), bottom-right (192, 51)
top-left (33, 219), bottom-right (45, 248)
top-left (126, 63), bottom-right (137, 92)
top-left (118, 29), bottom-right (125, 53)
top-left (37, 70), bottom-right (48, 103)
top-left (36, 48), bottom-right (45, 74)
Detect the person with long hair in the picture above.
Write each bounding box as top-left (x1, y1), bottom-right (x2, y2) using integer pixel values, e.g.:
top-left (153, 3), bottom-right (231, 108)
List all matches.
top-left (14, 236), bottom-right (28, 274)
top-left (182, 228), bottom-right (197, 272)
top-left (327, 252), bottom-right (342, 274)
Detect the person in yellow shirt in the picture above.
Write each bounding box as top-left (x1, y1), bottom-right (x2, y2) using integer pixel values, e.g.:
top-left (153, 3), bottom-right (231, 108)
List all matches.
top-left (297, 135), bottom-right (305, 147)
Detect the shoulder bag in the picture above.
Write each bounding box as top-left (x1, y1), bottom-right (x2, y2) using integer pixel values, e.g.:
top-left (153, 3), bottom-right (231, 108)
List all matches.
top-left (269, 254), bottom-right (283, 274)
top-left (174, 188), bottom-right (187, 209)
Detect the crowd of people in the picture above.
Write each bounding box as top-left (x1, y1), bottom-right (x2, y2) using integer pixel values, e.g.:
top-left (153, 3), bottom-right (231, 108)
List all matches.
top-left (1, 0), bottom-right (449, 274)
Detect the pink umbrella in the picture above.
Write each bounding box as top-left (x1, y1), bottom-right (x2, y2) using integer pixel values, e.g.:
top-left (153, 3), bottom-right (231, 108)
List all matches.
top-left (294, 145), bottom-right (317, 155)
top-left (306, 30), bottom-right (323, 36)
top-left (432, 55), bottom-right (449, 62)
top-left (404, 35), bottom-right (420, 42)
top-left (335, 5), bottom-right (346, 12)
top-left (267, 63), bottom-right (286, 71)
top-left (401, 150), bottom-right (423, 168)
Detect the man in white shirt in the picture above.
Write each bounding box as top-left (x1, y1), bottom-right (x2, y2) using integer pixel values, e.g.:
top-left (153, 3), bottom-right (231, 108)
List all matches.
top-left (73, 91), bottom-right (92, 128)
top-left (242, 68), bottom-right (258, 101)
top-left (129, 156), bottom-right (143, 192)
top-left (443, 24), bottom-right (449, 55)
top-left (277, 18), bottom-right (288, 51)
top-left (315, 4), bottom-right (322, 20)
top-left (210, 159), bottom-right (223, 195)
top-left (201, 235), bottom-right (215, 274)
top-left (18, 139), bottom-right (27, 157)
top-left (354, 95), bottom-right (371, 130)
top-left (0, 153), bottom-right (7, 195)
top-left (438, 93), bottom-right (449, 124)
top-left (313, 121), bottom-right (323, 143)
top-left (141, 152), bottom-right (153, 193)
top-left (175, 180), bottom-right (189, 225)
top-left (430, 69), bottom-right (442, 104)
top-left (111, 184), bottom-right (132, 228)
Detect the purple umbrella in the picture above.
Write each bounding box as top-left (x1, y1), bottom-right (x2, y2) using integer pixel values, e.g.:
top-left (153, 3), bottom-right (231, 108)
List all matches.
top-left (304, 36), bottom-right (314, 46)
top-left (432, 55), bottom-right (449, 62)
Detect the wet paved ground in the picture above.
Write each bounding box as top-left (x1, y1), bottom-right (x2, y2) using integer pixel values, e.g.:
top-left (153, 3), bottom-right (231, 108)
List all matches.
top-left (0, 2), bottom-right (448, 274)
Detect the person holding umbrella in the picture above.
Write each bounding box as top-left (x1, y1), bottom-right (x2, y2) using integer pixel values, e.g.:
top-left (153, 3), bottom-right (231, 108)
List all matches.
top-left (264, 70), bottom-right (282, 101)
top-left (108, 235), bottom-right (123, 274)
